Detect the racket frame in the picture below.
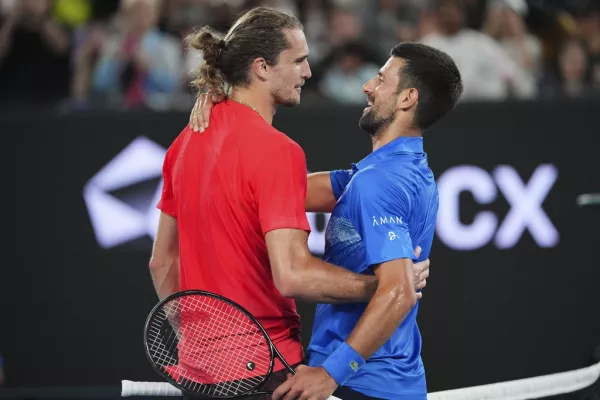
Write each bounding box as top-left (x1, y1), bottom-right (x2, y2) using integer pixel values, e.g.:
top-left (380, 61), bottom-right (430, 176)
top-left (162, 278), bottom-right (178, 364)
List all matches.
top-left (143, 290), bottom-right (296, 399)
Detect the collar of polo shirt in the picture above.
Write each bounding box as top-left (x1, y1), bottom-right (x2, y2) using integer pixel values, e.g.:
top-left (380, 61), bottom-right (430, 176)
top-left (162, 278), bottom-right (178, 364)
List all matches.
top-left (355, 136), bottom-right (424, 170)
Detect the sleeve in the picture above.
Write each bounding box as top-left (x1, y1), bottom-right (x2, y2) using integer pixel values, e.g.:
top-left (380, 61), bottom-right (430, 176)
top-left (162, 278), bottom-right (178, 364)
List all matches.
top-left (252, 142), bottom-right (311, 236)
top-left (156, 138), bottom-right (181, 218)
top-left (330, 166), bottom-right (356, 200)
top-left (352, 172), bottom-right (415, 267)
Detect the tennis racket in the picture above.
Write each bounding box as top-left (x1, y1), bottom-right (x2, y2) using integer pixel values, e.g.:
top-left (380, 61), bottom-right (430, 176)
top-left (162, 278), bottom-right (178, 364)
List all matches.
top-left (144, 290), bottom-right (341, 399)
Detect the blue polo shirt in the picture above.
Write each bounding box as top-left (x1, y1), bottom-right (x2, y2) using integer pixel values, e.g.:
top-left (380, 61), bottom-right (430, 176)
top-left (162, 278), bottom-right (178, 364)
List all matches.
top-left (307, 136), bottom-right (438, 399)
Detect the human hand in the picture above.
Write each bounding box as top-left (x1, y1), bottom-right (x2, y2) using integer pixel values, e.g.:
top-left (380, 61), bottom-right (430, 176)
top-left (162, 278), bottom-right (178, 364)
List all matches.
top-left (413, 246), bottom-right (429, 299)
top-left (271, 365), bottom-right (338, 400)
top-left (189, 90), bottom-right (225, 132)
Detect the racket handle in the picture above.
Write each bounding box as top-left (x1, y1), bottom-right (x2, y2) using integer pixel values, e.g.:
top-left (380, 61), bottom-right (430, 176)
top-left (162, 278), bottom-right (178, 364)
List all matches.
top-left (121, 380), bottom-right (182, 396)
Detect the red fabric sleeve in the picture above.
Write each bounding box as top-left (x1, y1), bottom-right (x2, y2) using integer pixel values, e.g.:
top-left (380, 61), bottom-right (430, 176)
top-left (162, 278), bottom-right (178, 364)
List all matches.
top-left (252, 141), bottom-right (311, 235)
top-left (156, 136), bottom-right (181, 218)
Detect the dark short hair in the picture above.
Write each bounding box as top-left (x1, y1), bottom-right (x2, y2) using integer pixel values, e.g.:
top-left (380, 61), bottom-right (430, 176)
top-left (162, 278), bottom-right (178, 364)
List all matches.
top-left (391, 43), bottom-right (463, 130)
top-left (186, 6), bottom-right (303, 96)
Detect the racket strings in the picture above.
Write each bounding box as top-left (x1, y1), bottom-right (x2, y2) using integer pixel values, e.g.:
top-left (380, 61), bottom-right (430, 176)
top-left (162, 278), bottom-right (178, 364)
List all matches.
top-left (147, 294), bottom-right (273, 397)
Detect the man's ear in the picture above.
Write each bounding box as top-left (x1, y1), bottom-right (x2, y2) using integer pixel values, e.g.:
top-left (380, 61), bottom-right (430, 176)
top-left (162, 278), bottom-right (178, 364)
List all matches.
top-left (398, 87), bottom-right (418, 111)
top-left (251, 57), bottom-right (270, 82)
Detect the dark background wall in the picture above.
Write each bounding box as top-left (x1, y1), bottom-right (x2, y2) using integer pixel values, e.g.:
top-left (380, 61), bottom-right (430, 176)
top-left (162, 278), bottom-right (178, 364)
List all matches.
top-left (6, 99), bottom-right (600, 392)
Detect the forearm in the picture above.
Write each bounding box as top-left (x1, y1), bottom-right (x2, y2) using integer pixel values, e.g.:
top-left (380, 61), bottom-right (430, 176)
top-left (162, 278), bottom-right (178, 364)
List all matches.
top-left (288, 256), bottom-right (377, 304)
top-left (346, 286), bottom-right (416, 359)
top-left (149, 256), bottom-right (180, 300)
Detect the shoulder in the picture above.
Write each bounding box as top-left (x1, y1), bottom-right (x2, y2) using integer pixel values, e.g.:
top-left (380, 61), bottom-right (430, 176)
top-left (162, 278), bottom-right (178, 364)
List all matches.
top-left (166, 126), bottom-right (190, 155)
top-left (242, 120), bottom-right (305, 160)
top-left (349, 166), bottom-right (411, 200)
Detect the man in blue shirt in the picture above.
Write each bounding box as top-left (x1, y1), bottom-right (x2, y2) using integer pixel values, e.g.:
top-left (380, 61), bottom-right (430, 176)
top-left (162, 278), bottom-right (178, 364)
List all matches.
top-left (273, 43), bottom-right (463, 399)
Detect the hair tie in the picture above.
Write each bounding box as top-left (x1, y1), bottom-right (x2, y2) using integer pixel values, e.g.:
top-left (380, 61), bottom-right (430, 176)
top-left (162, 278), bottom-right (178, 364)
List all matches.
top-left (218, 39), bottom-right (226, 59)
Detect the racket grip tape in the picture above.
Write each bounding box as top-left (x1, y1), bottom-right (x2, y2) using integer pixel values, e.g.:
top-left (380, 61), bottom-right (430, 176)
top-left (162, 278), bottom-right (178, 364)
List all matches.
top-left (121, 380), bottom-right (182, 396)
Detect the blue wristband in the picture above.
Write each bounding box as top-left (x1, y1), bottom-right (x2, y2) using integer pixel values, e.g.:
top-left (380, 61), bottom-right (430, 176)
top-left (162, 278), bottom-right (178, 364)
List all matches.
top-left (321, 342), bottom-right (365, 386)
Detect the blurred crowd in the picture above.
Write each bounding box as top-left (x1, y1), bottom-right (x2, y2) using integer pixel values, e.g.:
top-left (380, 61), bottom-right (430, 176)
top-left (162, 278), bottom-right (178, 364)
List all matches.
top-left (0, 0), bottom-right (599, 113)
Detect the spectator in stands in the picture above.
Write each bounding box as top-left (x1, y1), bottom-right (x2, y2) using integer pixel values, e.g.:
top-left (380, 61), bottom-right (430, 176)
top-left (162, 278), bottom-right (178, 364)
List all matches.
top-left (542, 38), bottom-right (595, 98)
top-left (484, 0), bottom-right (542, 98)
top-left (375, 0), bottom-right (417, 56)
top-left (91, 0), bottom-right (180, 111)
top-left (70, 20), bottom-right (107, 110)
top-left (329, 7), bottom-right (364, 48)
top-left (575, 5), bottom-right (600, 88)
top-left (319, 41), bottom-right (381, 105)
top-left (0, 0), bottom-right (70, 110)
top-left (302, 0), bottom-right (332, 65)
top-left (246, 0), bottom-right (298, 16)
top-left (159, 0), bottom-right (213, 37)
top-left (421, 0), bottom-right (535, 100)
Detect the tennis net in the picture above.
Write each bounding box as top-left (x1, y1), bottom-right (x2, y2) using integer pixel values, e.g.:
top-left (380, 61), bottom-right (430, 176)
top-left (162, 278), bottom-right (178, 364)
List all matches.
top-left (122, 360), bottom-right (600, 399)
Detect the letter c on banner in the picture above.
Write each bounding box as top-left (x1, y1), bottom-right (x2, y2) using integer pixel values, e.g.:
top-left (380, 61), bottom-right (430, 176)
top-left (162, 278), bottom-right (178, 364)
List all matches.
top-left (436, 165), bottom-right (498, 250)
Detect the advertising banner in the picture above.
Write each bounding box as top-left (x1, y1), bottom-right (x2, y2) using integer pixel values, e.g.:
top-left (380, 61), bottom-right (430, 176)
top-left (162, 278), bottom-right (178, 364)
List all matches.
top-left (8, 99), bottom-right (600, 391)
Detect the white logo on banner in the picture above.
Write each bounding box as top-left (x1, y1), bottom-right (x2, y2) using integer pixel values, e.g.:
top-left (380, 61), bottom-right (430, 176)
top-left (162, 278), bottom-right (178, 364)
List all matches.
top-left (84, 137), bottom-right (330, 254)
top-left (83, 137), bottom-right (166, 248)
top-left (436, 164), bottom-right (559, 250)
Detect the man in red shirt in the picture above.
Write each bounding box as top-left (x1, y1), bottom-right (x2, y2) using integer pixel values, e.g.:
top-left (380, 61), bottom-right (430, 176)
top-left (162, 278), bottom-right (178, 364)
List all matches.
top-left (149, 7), bottom-right (429, 399)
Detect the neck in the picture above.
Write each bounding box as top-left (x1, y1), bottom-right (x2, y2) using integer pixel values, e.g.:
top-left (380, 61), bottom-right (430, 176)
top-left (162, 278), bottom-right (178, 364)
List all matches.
top-left (372, 120), bottom-right (421, 151)
top-left (230, 87), bottom-right (276, 125)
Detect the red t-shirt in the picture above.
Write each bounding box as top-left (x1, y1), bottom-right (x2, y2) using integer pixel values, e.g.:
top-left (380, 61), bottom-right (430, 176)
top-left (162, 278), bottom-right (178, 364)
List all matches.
top-left (157, 100), bottom-right (310, 376)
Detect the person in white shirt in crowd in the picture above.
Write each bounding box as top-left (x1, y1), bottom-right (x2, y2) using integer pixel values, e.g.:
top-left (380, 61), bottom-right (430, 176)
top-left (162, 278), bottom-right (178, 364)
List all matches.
top-left (483, 0), bottom-right (542, 98)
top-left (421, 0), bottom-right (535, 101)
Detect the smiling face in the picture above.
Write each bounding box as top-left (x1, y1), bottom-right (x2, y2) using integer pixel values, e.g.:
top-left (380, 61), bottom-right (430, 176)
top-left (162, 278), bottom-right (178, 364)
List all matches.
top-left (358, 57), bottom-right (404, 136)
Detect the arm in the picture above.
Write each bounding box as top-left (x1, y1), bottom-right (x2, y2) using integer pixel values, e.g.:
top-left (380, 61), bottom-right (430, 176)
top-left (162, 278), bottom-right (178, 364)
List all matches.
top-left (256, 142), bottom-right (376, 303)
top-left (149, 212), bottom-right (180, 300)
top-left (339, 173), bottom-right (418, 359)
top-left (345, 258), bottom-right (417, 358)
top-left (306, 168), bottom-right (354, 213)
top-left (306, 172), bottom-right (336, 213)
top-left (266, 228), bottom-right (376, 303)
top-left (272, 258), bottom-right (418, 400)
top-left (257, 141), bottom-right (429, 304)
top-left (150, 137), bottom-right (183, 300)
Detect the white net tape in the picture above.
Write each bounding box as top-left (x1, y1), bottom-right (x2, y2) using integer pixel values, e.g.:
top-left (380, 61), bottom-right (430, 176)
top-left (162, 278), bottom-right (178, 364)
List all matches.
top-left (122, 361), bottom-right (600, 399)
top-left (121, 379), bottom-right (342, 399)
